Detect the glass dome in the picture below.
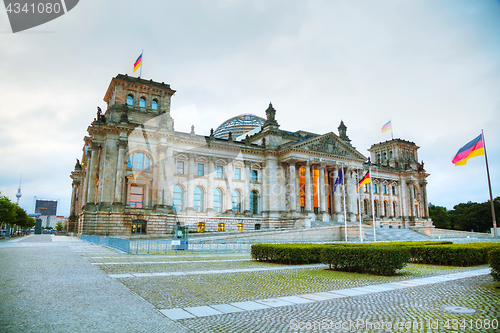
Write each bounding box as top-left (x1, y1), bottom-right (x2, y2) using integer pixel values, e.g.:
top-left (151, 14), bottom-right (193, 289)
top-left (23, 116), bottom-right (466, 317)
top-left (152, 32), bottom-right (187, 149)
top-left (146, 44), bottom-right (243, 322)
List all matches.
top-left (213, 114), bottom-right (265, 139)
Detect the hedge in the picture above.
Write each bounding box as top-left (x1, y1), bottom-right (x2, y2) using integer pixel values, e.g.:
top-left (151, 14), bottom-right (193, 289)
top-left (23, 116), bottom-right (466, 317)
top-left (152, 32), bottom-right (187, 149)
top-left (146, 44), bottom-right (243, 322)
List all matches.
top-left (489, 248), bottom-right (500, 281)
top-left (251, 244), bottom-right (326, 265)
top-left (320, 246), bottom-right (410, 276)
top-left (407, 243), bottom-right (500, 266)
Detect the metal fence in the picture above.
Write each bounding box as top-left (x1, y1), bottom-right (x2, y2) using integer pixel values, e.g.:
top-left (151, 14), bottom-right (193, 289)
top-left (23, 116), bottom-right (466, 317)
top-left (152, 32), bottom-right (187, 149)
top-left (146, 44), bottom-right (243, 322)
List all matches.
top-left (80, 234), bottom-right (499, 255)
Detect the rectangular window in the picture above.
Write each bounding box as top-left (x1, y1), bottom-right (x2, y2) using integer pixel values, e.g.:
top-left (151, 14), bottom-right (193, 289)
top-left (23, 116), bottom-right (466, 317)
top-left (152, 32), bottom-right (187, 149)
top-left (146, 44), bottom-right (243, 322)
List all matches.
top-left (383, 185), bottom-right (387, 194)
top-left (197, 163), bottom-right (204, 176)
top-left (216, 165), bottom-right (224, 178)
top-left (252, 170), bottom-right (258, 182)
top-left (373, 184), bottom-right (378, 194)
top-left (392, 186), bottom-right (396, 195)
top-left (235, 168), bottom-right (241, 180)
top-left (176, 161), bottom-right (184, 174)
top-left (129, 185), bottom-right (144, 208)
top-left (237, 223), bottom-right (244, 231)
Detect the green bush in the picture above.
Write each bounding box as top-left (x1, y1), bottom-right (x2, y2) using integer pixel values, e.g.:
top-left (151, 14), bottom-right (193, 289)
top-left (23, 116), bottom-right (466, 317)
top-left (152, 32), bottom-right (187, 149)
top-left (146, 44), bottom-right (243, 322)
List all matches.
top-left (407, 243), bottom-right (500, 266)
top-left (320, 246), bottom-right (410, 276)
top-left (488, 248), bottom-right (500, 281)
top-left (251, 244), bottom-right (326, 265)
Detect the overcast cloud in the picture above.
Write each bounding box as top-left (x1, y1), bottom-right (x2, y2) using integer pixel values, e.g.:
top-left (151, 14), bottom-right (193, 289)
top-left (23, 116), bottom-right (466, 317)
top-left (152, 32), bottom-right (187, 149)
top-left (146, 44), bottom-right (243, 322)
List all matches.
top-left (1, 0), bottom-right (499, 217)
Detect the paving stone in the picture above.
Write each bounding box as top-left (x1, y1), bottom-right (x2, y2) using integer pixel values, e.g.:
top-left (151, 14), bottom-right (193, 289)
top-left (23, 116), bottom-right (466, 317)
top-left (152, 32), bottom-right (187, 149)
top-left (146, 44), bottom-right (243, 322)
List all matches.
top-left (329, 288), bottom-right (371, 296)
top-left (230, 301), bottom-right (271, 311)
top-left (184, 306), bottom-right (223, 317)
top-left (159, 308), bottom-right (196, 320)
top-left (277, 296), bottom-right (315, 304)
top-left (297, 293), bottom-right (330, 301)
top-left (254, 298), bottom-right (294, 308)
top-left (209, 304), bottom-right (245, 314)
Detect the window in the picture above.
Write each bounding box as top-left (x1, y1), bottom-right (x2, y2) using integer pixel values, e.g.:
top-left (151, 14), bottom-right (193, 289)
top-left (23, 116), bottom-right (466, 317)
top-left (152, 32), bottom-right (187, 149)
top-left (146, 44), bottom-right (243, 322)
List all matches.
top-left (414, 187), bottom-right (417, 197)
top-left (383, 152), bottom-right (387, 160)
top-left (173, 185), bottom-right (184, 211)
top-left (216, 165), bottom-right (224, 178)
top-left (214, 188), bottom-right (223, 213)
top-left (252, 170), bottom-right (258, 182)
top-left (232, 190), bottom-right (241, 213)
top-left (377, 154), bottom-right (381, 164)
top-left (383, 185), bottom-right (387, 194)
top-left (194, 187), bottom-right (204, 212)
top-left (254, 224), bottom-right (261, 230)
top-left (127, 94), bottom-right (134, 106)
top-left (364, 200), bottom-right (368, 214)
top-left (139, 97), bottom-right (146, 108)
top-left (176, 161), bottom-right (184, 174)
top-left (152, 99), bottom-right (158, 110)
top-left (393, 202), bottom-right (397, 216)
top-left (197, 163), bottom-right (204, 176)
top-left (128, 152), bottom-right (151, 170)
top-left (390, 151), bottom-right (393, 158)
top-left (384, 201), bottom-right (388, 216)
top-left (218, 223), bottom-right (225, 232)
top-left (197, 222), bottom-right (205, 233)
top-left (237, 223), bottom-right (244, 231)
top-left (129, 185), bottom-right (144, 208)
top-left (131, 220), bottom-right (146, 234)
top-left (374, 184), bottom-right (378, 194)
top-left (374, 201), bottom-right (378, 216)
top-left (235, 168), bottom-right (241, 180)
top-left (250, 190), bottom-right (259, 214)
top-left (364, 184), bottom-right (369, 193)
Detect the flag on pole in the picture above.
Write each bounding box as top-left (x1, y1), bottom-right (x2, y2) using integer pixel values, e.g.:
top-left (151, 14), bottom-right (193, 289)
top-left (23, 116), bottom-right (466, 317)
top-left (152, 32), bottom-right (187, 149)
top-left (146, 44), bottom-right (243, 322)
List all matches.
top-left (133, 53), bottom-right (143, 73)
top-left (452, 134), bottom-right (484, 166)
top-left (382, 120), bottom-right (392, 133)
top-left (332, 167), bottom-right (343, 193)
top-left (356, 171), bottom-right (370, 192)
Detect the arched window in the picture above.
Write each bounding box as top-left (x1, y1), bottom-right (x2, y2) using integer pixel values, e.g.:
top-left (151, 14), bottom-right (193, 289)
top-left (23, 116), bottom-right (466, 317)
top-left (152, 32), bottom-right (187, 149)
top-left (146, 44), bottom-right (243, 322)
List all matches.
top-left (194, 187), bottom-right (204, 212)
top-left (152, 99), bottom-right (158, 110)
top-left (250, 190), bottom-right (259, 214)
top-left (139, 97), bottom-right (146, 108)
top-left (393, 202), bottom-right (397, 217)
top-left (173, 185), bottom-right (184, 212)
top-left (127, 152), bottom-right (151, 170)
top-left (214, 188), bottom-right (223, 213)
top-left (232, 190), bottom-right (241, 213)
top-left (127, 94), bottom-right (134, 106)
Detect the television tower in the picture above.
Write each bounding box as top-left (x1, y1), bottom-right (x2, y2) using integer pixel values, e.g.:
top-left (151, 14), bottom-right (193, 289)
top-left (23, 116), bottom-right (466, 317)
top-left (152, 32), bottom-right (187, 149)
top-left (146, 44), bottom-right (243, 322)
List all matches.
top-left (15, 174), bottom-right (22, 204)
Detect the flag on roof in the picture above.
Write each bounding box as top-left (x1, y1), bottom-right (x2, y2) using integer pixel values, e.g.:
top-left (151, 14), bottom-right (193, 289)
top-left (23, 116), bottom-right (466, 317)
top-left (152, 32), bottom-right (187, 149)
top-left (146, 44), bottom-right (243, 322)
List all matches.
top-left (382, 120), bottom-right (391, 133)
top-left (452, 134), bottom-right (485, 166)
top-left (356, 171), bottom-right (370, 192)
top-left (133, 53), bottom-right (142, 73)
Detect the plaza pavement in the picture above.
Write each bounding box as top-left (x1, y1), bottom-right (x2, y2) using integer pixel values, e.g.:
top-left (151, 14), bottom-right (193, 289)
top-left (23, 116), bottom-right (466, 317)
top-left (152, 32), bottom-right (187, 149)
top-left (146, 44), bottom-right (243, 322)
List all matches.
top-left (1, 235), bottom-right (499, 332)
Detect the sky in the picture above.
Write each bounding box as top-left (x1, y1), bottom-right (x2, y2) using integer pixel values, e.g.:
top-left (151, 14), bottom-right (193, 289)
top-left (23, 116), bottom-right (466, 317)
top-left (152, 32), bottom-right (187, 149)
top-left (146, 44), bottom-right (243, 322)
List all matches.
top-left (1, 0), bottom-right (499, 217)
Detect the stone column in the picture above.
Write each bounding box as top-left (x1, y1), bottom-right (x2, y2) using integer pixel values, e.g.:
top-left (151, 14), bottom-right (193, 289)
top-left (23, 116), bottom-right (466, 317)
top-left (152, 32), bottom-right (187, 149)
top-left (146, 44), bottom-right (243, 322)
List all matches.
top-left (288, 159), bottom-right (297, 213)
top-left (409, 181), bottom-right (415, 219)
top-left (388, 183), bottom-right (394, 218)
top-left (70, 181), bottom-right (79, 216)
top-left (155, 144), bottom-right (167, 208)
top-left (346, 168), bottom-right (357, 222)
top-left (319, 163), bottom-right (328, 221)
top-left (114, 140), bottom-right (127, 204)
top-left (207, 157), bottom-right (215, 214)
top-left (243, 161), bottom-right (251, 213)
top-left (86, 143), bottom-right (100, 206)
top-left (261, 162), bottom-right (269, 214)
top-left (304, 161), bottom-right (313, 214)
top-left (421, 181), bottom-right (429, 218)
top-left (225, 162), bottom-right (233, 212)
top-left (379, 183), bottom-right (385, 217)
top-left (186, 154), bottom-right (195, 213)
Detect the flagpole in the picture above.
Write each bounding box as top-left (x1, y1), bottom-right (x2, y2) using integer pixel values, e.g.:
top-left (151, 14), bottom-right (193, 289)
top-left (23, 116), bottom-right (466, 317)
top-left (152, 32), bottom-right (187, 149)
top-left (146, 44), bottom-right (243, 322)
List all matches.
top-left (140, 49), bottom-right (143, 78)
top-left (482, 130), bottom-right (497, 237)
top-left (390, 120), bottom-right (394, 140)
top-left (342, 164), bottom-right (347, 242)
top-left (369, 165), bottom-right (376, 241)
top-left (357, 169), bottom-right (363, 242)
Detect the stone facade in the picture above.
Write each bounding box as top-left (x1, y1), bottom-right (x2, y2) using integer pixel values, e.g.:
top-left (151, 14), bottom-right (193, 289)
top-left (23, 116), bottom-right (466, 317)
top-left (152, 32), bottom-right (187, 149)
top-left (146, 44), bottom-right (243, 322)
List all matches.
top-left (68, 74), bottom-right (432, 236)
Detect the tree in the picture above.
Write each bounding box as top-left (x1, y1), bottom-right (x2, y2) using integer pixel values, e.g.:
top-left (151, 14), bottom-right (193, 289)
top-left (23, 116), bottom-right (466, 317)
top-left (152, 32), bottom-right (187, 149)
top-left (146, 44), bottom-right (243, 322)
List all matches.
top-left (55, 221), bottom-right (64, 231)
top-left (0, 194), bottom-right (16, 227)
top-left (447, 197), bottom-right (500, 233)
top-left (428, 204), bottom-right (450, 229)
top-left (14, 204), bottom-right (35, 229)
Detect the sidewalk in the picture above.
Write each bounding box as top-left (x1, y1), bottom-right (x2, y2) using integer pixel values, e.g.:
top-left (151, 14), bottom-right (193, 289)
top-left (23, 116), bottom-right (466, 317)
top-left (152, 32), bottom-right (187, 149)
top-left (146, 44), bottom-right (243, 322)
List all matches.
top-left (0, 235), bottom-right (190, 333)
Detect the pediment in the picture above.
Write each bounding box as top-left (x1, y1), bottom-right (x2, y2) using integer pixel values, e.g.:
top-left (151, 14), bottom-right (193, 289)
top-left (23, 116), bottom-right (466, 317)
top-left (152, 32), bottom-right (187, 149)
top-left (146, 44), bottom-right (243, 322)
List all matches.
top-left (292, 133), bottom-right (366, 160)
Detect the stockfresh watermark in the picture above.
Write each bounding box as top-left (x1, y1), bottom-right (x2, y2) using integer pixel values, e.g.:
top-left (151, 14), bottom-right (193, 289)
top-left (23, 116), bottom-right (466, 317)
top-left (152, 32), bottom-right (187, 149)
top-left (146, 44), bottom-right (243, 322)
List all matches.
top-left (3, 0), bottom-right (79, 33)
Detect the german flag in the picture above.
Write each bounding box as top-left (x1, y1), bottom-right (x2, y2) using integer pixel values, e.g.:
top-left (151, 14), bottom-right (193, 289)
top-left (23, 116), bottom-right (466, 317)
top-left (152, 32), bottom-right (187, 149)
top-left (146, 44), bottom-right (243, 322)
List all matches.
top-left (452, 134), bottom-right (484, 166)
top-left (357, 171), bottom-right (370, 192)
top-left (133, 53), bottom-right (142, 73)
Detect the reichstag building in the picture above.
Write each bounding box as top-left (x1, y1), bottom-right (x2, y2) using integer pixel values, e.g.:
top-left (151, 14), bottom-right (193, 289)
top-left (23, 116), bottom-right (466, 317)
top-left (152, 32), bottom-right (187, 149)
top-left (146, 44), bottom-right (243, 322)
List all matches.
top-left (68, 74), bottom-right (432, 235)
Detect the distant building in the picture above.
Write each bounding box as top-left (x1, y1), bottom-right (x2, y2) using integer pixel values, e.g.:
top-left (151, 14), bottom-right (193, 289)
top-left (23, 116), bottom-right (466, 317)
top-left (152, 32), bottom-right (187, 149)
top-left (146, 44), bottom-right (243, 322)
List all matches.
top-left (69, 74), bottom-right (432, 235)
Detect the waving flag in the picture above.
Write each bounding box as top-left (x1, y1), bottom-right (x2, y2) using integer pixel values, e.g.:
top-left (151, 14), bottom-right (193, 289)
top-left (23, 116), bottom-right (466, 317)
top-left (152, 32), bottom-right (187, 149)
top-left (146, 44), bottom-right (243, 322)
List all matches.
top-left (356, 171), bottom-right (370, 192)
top-left (133, 53), bottom-right (143, 73)
top-left (382, 120), bottom-right (392, 133)
top-left (332, 167), bottom-right (343, 193)
top-left (452, 134), bottom-right (484, 166)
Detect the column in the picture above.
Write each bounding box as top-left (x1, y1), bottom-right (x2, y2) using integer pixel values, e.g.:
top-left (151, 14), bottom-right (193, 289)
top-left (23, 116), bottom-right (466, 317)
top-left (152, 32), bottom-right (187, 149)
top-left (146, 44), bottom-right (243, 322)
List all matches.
top-left (388, 183), bottom-right (394, 218)
top-left (288, 159), bottom-right (297, 212)
top-left (70, 181), bottom-right (79, 216)
top-left (261, 162), bottom-right (269, 213)
top-left (86, 143), bottom-right (100, 206)
top-left (207, 157), bottom-right (215, 213)
top-left (244, 161), bottom-right (251, 213)
top-left (225, 162), bottom-right (233, 212)
top-left (422, 181), bottom-right (429, 218)
top-left (304, 161), bottom-right (313, 214)
top-left (319, 163), bottom-right (328, 221)
top-left (186, 154), bottom-right (195, 212)
top-left (409, 181), bottom-right (415, 219)
top-left (155, 144), bottom-right (167, 207)
top-left (114, 140), bottom-right (127, 204)
top-left (379, 183), bottom-right (385, 217)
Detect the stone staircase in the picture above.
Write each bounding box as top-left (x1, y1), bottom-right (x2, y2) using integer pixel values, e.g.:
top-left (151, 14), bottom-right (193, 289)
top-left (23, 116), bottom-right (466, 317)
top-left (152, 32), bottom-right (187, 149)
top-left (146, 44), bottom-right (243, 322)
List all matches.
top-left (363, 227), bottom-right (431, 242)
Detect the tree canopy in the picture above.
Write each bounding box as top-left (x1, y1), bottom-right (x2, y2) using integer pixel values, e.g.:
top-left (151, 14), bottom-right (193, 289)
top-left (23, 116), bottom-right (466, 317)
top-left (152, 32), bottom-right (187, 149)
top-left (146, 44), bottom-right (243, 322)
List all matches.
top-left (0, 193), bottom-right (35, 229)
